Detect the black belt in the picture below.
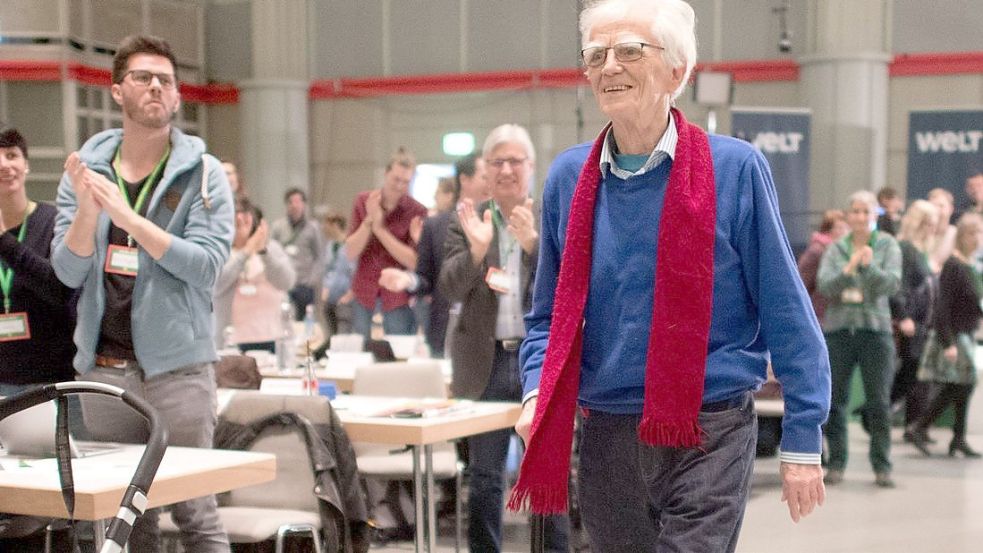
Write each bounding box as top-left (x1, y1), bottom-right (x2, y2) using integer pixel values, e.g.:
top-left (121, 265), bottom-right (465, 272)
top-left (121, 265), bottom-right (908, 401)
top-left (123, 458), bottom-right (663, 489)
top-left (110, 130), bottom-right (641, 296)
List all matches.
top-left (496, 338), bottom-right (522, 352)
top-left (701, 392), bottom-right (749, 413)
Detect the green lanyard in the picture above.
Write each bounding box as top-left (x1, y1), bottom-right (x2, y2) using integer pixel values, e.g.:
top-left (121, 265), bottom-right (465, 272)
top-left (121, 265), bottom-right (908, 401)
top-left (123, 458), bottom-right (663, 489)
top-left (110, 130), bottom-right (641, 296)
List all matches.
top-left (490, 203), bottom-right (517, 261)
top-left (113, 144), bottom-right (170, 245)
top-left (0, 206), bottom-right (32, 314)
top-left (844, 230), bottom-right (878, 257)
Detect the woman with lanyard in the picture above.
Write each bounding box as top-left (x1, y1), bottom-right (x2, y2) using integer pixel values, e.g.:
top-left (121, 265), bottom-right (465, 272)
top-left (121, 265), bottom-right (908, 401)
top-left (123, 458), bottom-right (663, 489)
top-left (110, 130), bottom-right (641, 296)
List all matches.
top-left (0, 127), bottom-right (77, 396)
top-left (818, 189), bottom-right (902, 488)
top-left (213, 195), bottom-right (295, 352)
top-left (908, 213), bottom-right (983, 458)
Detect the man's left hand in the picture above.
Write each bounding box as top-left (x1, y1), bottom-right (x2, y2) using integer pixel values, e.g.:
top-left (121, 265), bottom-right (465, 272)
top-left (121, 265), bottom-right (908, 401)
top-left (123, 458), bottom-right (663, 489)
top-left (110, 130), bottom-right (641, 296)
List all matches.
top-left (87, 169), bottom-right (137, 231)
top-left (780, 462), bottom-right (825, 522)
top-left (508, 198), bottom-right (538, 254)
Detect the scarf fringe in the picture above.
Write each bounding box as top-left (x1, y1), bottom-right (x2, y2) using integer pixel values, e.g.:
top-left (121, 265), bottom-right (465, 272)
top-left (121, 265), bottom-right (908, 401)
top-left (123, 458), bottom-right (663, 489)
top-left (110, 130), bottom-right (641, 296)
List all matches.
top-left (638, 416), bottom-right (703, 448)
top-left (507, 483), bottom-right (569, 514)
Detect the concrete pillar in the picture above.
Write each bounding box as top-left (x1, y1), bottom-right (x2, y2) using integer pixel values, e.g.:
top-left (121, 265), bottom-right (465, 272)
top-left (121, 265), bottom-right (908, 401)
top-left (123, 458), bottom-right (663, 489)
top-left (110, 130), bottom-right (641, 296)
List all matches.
top-left (239, 0), bottom-right (310, 220)
top-left (799, 0), bottom-right (892, 210)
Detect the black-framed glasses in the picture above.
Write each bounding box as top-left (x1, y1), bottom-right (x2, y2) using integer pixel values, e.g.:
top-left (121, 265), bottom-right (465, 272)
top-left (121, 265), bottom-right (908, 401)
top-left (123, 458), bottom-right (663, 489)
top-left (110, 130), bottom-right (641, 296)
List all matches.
top-left (580, 42), bottom-right (664, 68)
top-left (486, 157), bottom-right (528, 170)
top-left (123, 69), bottom-right (177, 89)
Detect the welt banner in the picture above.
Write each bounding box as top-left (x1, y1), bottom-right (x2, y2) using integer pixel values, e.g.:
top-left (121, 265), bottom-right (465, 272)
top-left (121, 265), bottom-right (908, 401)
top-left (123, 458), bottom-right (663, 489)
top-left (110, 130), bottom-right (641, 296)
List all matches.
top-left (732, 108), bottom-right (812, 253)
top-left (907, 110), bottom-right (983, 209)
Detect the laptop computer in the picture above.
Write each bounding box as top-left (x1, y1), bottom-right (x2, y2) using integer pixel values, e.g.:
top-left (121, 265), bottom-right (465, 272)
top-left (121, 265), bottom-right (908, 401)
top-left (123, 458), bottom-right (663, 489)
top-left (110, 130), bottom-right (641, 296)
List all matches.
top-left (0, 399), bottom-right (119, 458)
top-left (364, 339), bottom-right (397, 362)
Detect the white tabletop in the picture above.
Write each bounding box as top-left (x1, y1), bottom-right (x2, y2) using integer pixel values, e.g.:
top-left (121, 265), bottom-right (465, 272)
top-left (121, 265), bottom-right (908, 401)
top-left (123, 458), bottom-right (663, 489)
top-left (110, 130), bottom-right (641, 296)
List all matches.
top-left (0, 445), bottom-right (275, 520)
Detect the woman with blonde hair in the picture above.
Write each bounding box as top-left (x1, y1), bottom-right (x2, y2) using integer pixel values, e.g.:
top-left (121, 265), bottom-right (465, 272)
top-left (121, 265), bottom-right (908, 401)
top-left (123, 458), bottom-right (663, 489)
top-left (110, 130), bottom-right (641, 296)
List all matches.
top-left (909, 213), bottom-right (983, 458)
top-left (889, 200), bottom-right (939, 437)
top-left (927, 187), bottom-right (957, 273)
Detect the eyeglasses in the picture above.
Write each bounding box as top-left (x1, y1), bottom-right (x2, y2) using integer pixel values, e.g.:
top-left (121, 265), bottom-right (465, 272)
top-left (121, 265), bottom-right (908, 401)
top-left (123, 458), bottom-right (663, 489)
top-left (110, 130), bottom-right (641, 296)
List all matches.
top-left (123, 69), bottom-right (177, 89)
top-left (580, 42), bottom-right (664, 68)
top-left (486, 157), bottom-right (528, 170)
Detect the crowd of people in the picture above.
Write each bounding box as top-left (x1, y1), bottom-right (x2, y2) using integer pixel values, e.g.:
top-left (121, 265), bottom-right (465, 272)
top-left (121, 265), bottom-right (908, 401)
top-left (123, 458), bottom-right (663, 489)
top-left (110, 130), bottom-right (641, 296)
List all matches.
top-left (802, 177), bottom-right (983, 491)
top-left (1, 0), bottom-right (982, 551)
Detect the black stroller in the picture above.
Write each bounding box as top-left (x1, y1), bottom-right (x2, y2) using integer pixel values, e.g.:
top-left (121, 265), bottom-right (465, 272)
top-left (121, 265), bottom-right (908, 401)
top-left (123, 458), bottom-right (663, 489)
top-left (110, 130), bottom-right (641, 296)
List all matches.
top-left (0, 381), bottom-right (168, 552)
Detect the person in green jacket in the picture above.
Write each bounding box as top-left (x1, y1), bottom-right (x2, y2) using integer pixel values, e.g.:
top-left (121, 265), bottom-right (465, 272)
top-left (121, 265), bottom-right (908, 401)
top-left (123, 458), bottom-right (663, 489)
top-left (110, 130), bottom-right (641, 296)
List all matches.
top-left (818, 190), bottom-right (902, 488)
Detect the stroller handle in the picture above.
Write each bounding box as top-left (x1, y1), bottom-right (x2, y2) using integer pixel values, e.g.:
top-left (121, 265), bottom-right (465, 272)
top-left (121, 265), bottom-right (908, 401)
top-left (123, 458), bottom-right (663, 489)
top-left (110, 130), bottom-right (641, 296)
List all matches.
top-left (0, 381), bottom-right (169, 553)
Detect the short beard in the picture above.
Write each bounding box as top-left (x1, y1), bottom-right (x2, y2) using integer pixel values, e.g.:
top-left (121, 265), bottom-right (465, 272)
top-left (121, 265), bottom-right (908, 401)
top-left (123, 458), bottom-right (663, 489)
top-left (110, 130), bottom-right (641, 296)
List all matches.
top-left (123, 98), bottom-right (173, 129)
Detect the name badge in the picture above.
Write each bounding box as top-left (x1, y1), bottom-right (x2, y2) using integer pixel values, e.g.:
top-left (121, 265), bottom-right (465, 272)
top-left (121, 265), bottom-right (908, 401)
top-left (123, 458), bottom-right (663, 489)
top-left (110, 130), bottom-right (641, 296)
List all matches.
top-left (285, 244), bottom-right (299, 257)
top-left (485, 267), bottom-right (512, 294)
top-left (0, 312), bottom-right (30, 342)
top-left (841, 287), bottom-right (864, 304)
top-left (105, 244), bottom-right (139, 277)
top-left (238, 284), bottom-right (258, 296)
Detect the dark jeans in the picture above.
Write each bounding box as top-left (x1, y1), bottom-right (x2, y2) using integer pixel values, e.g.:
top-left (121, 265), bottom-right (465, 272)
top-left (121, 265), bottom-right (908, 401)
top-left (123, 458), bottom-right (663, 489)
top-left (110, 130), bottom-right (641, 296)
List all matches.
top-left (288, 284), bottom-right (315, 321)
top-left (824, 329), bottom-right (895, 473)
top-left (468, 343), bottom-right (569, 552)
top-left (352, 299), bottom-right (416, 339)
top-left (577, 393), bottom-right (757, 553)
top-left (892, 331), bottom-right (929, 426)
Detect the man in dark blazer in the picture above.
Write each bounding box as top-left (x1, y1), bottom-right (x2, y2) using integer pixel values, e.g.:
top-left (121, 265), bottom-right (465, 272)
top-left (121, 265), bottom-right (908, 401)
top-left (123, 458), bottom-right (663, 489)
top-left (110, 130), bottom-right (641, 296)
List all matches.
top-left (438, 124), bottom-right (568, 552)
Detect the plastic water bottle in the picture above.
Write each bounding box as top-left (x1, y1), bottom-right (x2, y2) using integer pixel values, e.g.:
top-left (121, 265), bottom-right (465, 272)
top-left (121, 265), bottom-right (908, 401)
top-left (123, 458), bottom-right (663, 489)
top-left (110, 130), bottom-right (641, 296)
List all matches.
top-left (304, 304), bottom-right (316, 342)
top-left (275, 301), bottom-right (294, 372)
top-left (302, 305), bottom-right (319, 394)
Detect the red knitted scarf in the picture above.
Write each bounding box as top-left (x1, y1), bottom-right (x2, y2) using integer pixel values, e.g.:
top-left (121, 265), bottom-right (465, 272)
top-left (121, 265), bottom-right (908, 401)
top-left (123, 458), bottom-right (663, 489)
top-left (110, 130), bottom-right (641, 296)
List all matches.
top-left (508, 108), bottom-right (717, 514)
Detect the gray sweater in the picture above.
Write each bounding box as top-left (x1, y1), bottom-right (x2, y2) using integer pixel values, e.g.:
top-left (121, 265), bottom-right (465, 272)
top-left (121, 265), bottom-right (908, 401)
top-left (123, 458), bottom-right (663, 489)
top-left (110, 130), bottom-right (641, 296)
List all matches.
top-left (271, 216), bottom-right (323, 288)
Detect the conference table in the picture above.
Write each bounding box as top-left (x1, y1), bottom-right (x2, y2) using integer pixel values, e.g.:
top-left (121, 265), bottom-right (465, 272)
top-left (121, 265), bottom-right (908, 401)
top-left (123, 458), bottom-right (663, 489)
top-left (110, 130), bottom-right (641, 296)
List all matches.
top-left (218, 386), bottom-right (521, 553)
top-left (255, 352), bottom-right (452, 393)
top-left (0, 445), bottom-right (275, 549)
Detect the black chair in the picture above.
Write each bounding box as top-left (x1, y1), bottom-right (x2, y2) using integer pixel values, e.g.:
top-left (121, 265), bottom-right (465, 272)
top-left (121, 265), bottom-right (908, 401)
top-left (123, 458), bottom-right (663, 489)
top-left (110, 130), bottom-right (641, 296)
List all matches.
top-left (0, 382), bottom-right (168, 552)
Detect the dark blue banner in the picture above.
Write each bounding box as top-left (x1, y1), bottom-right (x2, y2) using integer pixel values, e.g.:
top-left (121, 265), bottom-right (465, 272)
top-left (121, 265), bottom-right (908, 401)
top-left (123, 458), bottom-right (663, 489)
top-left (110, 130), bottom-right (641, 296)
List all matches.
top-left (907, 110), bottom-right (983, 212)
top-left (731, 108), bottom-right (812, 253)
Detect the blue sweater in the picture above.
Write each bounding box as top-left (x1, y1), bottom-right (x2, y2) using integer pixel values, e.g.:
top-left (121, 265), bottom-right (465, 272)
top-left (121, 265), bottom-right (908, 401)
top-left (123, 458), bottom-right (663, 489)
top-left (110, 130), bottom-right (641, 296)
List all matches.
top-left (520, 134), bottom-right (831, 459)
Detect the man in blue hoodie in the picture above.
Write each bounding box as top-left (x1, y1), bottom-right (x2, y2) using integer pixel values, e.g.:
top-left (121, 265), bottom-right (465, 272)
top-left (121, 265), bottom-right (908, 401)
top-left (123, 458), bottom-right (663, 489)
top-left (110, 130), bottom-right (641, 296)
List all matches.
top-left (52, 35), bottom-right (234, 553)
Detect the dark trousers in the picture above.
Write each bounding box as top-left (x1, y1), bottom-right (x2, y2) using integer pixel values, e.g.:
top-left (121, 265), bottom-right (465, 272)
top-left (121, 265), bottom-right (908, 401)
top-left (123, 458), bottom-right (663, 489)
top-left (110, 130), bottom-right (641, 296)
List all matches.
top-left (892, 332), bottom-right (929, 426)
top-left (288, 284), bottom-right (315, 321)
top-left (577, 394), bottom-right (757, 553)
top-left (468, 343), bottom-right (569, 552)
top-left (824, 329), bottom-right (895, 474)
top-left (916, 383), bottom-right (975, 442)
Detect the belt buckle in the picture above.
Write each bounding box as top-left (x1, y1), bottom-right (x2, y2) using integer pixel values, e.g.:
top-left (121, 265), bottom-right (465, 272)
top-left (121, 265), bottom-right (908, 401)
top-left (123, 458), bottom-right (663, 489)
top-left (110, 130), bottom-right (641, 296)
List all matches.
top-left (500, 339), bottom-right (521, 352)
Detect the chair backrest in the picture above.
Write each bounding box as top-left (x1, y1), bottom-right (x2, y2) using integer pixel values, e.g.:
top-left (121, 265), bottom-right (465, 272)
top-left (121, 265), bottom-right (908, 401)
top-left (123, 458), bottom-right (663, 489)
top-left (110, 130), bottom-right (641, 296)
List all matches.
top-left (220, 392), bottom-right (333, 512)
top-left (382, 334), bottom-right (419, 359)
top-left (352, 362), bottom-right (447, 399)
top-left (329, 333), bottom-right (365, 353)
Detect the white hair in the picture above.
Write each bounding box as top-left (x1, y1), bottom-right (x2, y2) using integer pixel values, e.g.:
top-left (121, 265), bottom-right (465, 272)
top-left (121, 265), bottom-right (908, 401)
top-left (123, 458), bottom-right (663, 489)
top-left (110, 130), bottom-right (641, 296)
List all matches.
top-left (847, 190), bottom-right (879, 215)
top-left (579, 0), bottom-right (697, 101)
top-left (482, 124), bottom-right (536, 163)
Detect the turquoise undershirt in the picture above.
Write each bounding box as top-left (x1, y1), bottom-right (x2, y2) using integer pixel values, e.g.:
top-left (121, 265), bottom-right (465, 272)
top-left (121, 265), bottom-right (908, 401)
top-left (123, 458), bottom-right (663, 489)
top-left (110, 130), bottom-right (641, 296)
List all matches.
top-left (613, 152), bottom-right (649, 174)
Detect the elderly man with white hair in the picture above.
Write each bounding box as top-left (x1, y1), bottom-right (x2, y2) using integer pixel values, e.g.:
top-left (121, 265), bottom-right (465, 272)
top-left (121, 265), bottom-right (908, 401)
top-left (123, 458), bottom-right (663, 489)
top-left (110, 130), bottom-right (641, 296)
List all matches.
top-left (510, 0), bottom-right (831, 550)
top-left (438, 124), bottom-right (569, 552)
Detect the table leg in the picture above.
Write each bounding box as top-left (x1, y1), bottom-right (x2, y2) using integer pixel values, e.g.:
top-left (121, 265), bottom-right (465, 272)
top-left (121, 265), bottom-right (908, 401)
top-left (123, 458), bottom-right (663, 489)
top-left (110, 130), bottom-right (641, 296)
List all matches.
top-left (425, 444), bottom-right (436, 552)
top-left (413, 445), bottom-right (425, 553)
top-left (93, 519), bottom-right (106, 550)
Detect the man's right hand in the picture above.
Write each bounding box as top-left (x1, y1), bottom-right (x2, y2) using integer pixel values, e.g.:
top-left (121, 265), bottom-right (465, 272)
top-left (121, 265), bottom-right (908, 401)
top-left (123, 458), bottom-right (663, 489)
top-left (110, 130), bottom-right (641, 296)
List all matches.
top-left (378, 267), bottom-right (412, 292)
top-left (458, 199), bottom-right (493, 265)
top-left (515, 397), bottom-right (536, 444)
top-left (365, 189), bottom-right (384, 229)
top-left (64, 152), bottom-right (100, 215)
